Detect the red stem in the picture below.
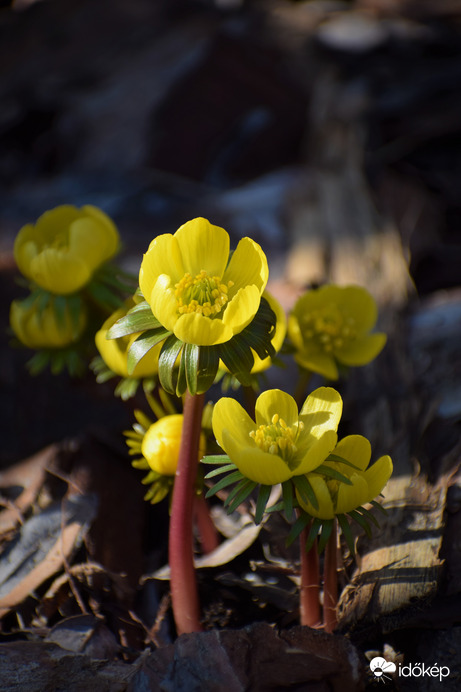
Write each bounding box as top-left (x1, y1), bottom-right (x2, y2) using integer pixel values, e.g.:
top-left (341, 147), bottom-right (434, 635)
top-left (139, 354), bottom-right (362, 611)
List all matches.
top-left (193, 492), bottom-right (219, 554)
top-left (323, 518), bottom-right (338, 633)
top-left (169, 391), bottom-right (205, 635)
top-left (299, 524), bottom-right (321, 627)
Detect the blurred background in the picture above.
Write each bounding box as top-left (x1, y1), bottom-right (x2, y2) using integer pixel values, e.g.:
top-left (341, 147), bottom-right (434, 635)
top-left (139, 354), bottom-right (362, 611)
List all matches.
top-left (1, 0), bottom-right (461, 463)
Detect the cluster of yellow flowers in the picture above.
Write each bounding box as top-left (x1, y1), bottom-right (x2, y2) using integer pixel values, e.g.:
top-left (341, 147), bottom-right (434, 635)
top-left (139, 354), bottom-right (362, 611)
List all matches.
top-left (10, 205), bottom-right (122, 373)
top-left (10, 207), bottom-right (392, 529)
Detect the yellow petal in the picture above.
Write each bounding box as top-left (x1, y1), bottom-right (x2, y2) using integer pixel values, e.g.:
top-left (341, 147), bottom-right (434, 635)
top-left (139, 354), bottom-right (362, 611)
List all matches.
top-left (294, 348), bottom-right (339, 380)
top-left (139, 234), bottom-right (184, 303)
top-left (336, 472), bottom-right (369, 514)
top-left (141, 415), bottom-right (184, 476)
top-left (336, 333), bottom-right (387, 366)
top-left (295, 430), bottom-right (338, 475)
top-left (30, 248), bottom-right (91, 294)
top-left (130, 339), bottom-right (162, 378)
top-left (174, 312), bottom-right (233, 346)
top-left (68, 218), bottom-right (115, 270)
top-left (14, 231), bottom-right (38, 281)
top-left (95, 328), bottom-right (129, 376)
top-left (34, 205), bottom-right (81, 243)
top-left (299, 387), bottom-right (343, 439)
top-left (297, 474), bottom-right (335, 520)
top-left (221, 435), bottom-right (294, 484)
top-left (287, 313), bottom-right (304, 351)
top-left (83, 205), bottom-right (120, 258)
top-left (148, 274), bottom-right (178, 332)
top-left (175, 218), bottom-right (230, 277)
top-left (364, 455), bottom-right (393, 501)
top-left (212, 397), bottom-right (255, 450)
top-left (10, 299), bottom-right (85, 348)
top-left (222, 284), bottom-right (261, 335)
top-left (223, 237), bottom-right (268, 295)
top-left (335, 285), bottom-right (378, 335)
top-left (254, 389), bottom-right (299, 428)
top-left (331, 435), bottom-right (371, 474)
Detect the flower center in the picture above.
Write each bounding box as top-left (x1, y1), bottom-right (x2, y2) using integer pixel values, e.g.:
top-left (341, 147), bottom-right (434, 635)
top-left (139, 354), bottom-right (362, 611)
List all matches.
top-left (301, 304), bottom-right (356, 352)
top-left (249, 413), bottom-right (303, 461)
top-left (175, 270), bottom-right (234, 317)
top-left (49, 231), bottom-right (69, 251)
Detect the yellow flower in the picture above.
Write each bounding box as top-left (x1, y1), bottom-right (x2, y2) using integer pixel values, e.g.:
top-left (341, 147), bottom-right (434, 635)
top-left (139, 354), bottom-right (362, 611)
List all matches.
top-left (288, 285), bottom-right (387, 380)
top-left (95, 297), bottom-right (161, 378)
top-left (14, 205), bottom-right (120, 295)
top-left (139, 217), bottom-right (268, 346)
top-left (10, 297), bottom-right (86, 349)
top-left (296, 435), bottom-right (393, 520)
top-left (127, 412), bottom-right (206, 477)
top-left (212, 387), bottom-right (342, 485)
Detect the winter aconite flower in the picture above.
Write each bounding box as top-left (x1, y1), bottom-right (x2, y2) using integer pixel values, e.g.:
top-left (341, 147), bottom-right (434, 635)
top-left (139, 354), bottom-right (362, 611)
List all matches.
top-left (288, 285), bottom-right (386, 380)
top-left (10, 297), bottom-right (86, 349)
top-left (296, 435), bottom-right (393, 520)
top-left (95, 297), bottom-right (161, 379)
top-left (212, 388), bottom-right (342, 485)
top-left (14, 205), bottom-right (120, 295)
top-left (139, 217), bottom-right (268, 346)
top-left (125, 411), bottom-right (206, 503)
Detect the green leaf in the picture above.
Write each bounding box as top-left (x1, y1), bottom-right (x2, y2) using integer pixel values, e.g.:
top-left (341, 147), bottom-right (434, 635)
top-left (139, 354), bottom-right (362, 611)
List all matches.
top-left (225, 479), bottom-right (258, 514)
top-left (205, 470), bottom-right (243, 498)
top-left (127, 328), bottom-right (170, 374)
top-left (348, 509), bottom-right (372, 538)
top-left (176, 348), bottom-right (188, 397)
top-left (27, 350), bottom-right (50, 375)
top-left (282, 480), bottom-right (294, 521)
top-left (315, 465), bottom-right (353, 485)
top-left (204, 464), bottom-right (237, 479)
top-left (254, 484), bottom-right (271, 524)
top-left (107, 310), bottom-right (161, 338)
top-left (355, 505), bottom-right (380, 528)
top-left (158, 334), bottom-right (183, 394)
top-left (265, 501), bottom-right (284, 514)
top-left (337, 514), bottom-right (355, 556)
top-left (287, 511), bottom-right (312, 547)
top-left (196, 345), bottom-right (219, 394)
top-left (370, 500), bottom-right (388, 515)
top-left (115, 377), bottom-right (140, 400)
top-left (200, 454), bottom-right (230, 464)
top-left (220, 338), bottom-right (254, 384)
top-left (184, 343), bottom-right (199, 395)
top-left (292, 475), bottom-right (319, 511)
top-left (304, 517), bottom-right (322, 553)
top-left (201, 455), bottom-right (233, 465)
top-left (325, 454), bottom-right (361, 470)
top-left (317, 519), bottom-right (334, 553)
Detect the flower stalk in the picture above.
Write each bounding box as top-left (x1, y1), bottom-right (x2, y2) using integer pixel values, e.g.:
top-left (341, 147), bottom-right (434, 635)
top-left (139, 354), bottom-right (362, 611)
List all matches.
top-left (323, 518), bottom-right (338, 633)
top-left (169, 391), bottom-right (205, 634)
top-left (299, 521), bottom-right (321, 627)
top-left (193, 492), bottom-right (219, 555)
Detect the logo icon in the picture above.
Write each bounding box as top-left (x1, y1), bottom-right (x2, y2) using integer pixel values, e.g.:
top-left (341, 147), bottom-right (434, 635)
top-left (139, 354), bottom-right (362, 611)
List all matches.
top-left (369, 656), bottom-right (397, 683)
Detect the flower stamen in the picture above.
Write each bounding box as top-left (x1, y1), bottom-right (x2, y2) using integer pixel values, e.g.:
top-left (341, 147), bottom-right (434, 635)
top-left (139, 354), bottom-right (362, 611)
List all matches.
top-left (249, 415), bottom-right (304, 461)
top-left (175, 269), bottom-right (234, 317)
top-left (301, 304), bottom-right (357, 352)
